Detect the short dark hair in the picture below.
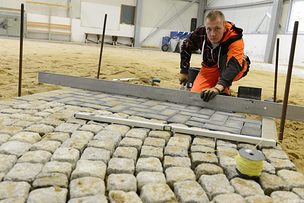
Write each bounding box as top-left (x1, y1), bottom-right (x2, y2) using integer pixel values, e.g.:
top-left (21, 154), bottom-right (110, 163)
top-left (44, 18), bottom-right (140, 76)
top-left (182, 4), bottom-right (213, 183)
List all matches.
top-left (205, 10), bottom-right (225, 23)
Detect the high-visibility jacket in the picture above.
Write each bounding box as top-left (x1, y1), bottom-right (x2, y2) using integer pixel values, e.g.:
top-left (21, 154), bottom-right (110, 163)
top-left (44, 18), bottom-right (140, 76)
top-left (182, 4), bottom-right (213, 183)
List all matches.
top-left (180, 21), bottom-right (250, 94)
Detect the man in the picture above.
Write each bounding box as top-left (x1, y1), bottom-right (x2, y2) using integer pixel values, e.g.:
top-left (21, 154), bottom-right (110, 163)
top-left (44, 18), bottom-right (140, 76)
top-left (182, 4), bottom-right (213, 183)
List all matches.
top-left (179, 10), bottom-right (250, 102)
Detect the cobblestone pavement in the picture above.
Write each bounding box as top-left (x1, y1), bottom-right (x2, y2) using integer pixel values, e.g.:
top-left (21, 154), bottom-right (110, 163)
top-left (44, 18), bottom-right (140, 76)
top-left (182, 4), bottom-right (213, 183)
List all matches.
top-left (0, 88), bottom-right (304, 202)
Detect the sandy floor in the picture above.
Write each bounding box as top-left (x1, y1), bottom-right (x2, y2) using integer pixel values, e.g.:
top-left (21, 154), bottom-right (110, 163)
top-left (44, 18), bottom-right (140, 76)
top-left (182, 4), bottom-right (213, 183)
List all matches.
top-left (1, 37), bottom-right (304, 173)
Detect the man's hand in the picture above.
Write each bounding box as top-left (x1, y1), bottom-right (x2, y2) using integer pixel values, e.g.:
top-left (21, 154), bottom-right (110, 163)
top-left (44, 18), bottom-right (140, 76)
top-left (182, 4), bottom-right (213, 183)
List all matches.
top-left (179, 73), bottom-right (188, 85)
top-left (201, 87), bottom-right (221, 102)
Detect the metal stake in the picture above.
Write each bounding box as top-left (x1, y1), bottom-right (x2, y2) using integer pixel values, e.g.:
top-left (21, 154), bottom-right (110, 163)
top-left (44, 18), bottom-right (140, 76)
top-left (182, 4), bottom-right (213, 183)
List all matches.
top-left (97, 13), bottom-right (107, 79)
top-left (274, 38), bottom-right (279, 102)
top-left (279, 21), bottom-right (298, 141)
top-left (18, 3), bottom-right (24, 97)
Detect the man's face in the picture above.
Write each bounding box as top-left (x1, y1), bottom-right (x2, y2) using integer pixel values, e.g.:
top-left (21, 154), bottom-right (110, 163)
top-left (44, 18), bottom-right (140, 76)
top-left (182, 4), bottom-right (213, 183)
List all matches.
top-left (205, 17), bottom-right (225, 44)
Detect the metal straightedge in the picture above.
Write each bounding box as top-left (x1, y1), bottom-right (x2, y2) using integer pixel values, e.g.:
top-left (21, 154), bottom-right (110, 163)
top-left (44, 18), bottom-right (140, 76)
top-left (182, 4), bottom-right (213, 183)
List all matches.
top-left (75, 112), bottom-right (277, 147)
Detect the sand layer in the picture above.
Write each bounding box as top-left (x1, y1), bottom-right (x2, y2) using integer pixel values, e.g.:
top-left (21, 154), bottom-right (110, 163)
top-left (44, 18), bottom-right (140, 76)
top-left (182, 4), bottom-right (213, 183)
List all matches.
top-left (1, 38), bottom-right (304, 173)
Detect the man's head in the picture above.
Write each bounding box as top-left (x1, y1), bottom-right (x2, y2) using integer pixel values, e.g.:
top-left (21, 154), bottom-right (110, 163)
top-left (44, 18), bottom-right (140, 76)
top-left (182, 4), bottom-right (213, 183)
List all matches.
top-left (204, 10), bottom-right (226, 44)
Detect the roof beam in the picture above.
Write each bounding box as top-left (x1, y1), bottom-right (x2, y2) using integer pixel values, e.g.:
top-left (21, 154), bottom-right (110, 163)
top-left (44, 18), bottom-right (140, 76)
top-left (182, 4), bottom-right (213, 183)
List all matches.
top-left (205, 0), bottom-right (273, 10)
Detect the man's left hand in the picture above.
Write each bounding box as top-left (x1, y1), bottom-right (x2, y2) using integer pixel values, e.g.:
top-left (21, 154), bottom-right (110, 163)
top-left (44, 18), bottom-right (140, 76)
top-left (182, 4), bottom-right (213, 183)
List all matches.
top-left (201, 87), bottom-right (220, 102)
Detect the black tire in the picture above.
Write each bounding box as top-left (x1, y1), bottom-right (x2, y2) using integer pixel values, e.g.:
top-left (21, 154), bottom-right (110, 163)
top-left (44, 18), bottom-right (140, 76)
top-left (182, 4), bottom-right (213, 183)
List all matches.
top-left (161, 44), bottom-right (169, 52)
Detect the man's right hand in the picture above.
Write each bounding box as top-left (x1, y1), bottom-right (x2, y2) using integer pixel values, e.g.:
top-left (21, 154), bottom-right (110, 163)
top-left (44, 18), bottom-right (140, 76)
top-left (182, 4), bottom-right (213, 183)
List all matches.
top-left (179, 73), bottom-right (188, 85)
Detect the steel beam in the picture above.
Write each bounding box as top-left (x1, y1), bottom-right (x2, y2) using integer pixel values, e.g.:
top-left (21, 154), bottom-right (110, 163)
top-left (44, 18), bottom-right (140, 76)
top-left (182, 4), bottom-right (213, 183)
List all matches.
top-left (196, 0), bottom-right (207, 28)
top-left (134, 0), bottom-right (143, 47)
top-left (264, 0), bottom-right (283, 63)
top-left (205, 0), bottom-right (273, 10)
top-left (75, 112), bottom-right (276, 147)
top-left (38, 72), bottom-right (304, 121)
top-left (141, 0), bottom-right (196, 45)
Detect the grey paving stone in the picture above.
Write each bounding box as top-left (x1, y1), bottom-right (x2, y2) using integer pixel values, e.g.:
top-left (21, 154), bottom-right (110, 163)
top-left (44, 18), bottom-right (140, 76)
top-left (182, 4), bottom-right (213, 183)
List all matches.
top-left (107, 158), bottom-right (135, 174)
top-left (212, 193), bottom-right (245, 203)
top-left (245, 195), bottom-right (273, 203)
top-left (81, 147), bottom-right (111, 164)
top-left (108, 190), bottom-right (142, 203)
top-left (163, 156), bottom-right (191, 169)
top-left (60, 138), bottom-right (88, 152)
top-left (125, 128), bottom-right (149, 141)
top-left (167, 137), bottom-right (190, 149)
top-left (4, 162), bottom-right (43, 182)
top-left (241, 126), bottom-right (261, 137)
top-left (94, 130), bottom-right (122, 147)
top-left (0, 181), bottom-right (31, 200)
top-left (269, 158), bottom-right (296, 171)
top-left (0, 141), bottom-right (31, 157)
top-left (164, 145), bottom-right (188, 157)
top-left (148, 130), bottom-right (171, 143)
top-left (185, 120), bottom-right (205, 128)
top-left (9, 131), bottom-right (41, 144)
top-left (199, 174), bottom-right (235, 200)
top-left (51, 147), bottom-right (80, 165)
top-left (168, 114), bottom-right (191, 124)
top-left (30, 140), bottom-right (61, 153)
top-left (262, 148), bottom-right (289, 160)
top-left (210, 113), bottom-right (229, 122)
top-left (66, 117), bottom-right (87, 125)
top-left (143, 137), bottom-right (166, 148)
top-left (119, 137), bottom-right (143, 151)
top-left (292, 188), bottom-right (304, 199)
top-left (105, 124), bottom-right (130, 136)
top-left (259, 172), bottom-right (289, 195)
top-left (224, 119), bottom-right (244, 129)
top-left (160, 109), bottom-right (179, 116)
top-left (107, 174), bottom-right (137, 192)
top-left (174, 180), bottom-right (209, 203)
top-left (136, 171), bottom-right (166, 191)
top-left (32, 172), bottom-right (68, 188)
top-left (165, 167), bottom-right (196, 187)
top-left (270, 191), bottom-right (302, 203)
top-left (71, 160), bottom-right (106, 180)
top-left (79, 124), bottom-right (104, 134)
top-left (70, 177), bottom-right (105, 199)
top-left (55, 123), bottom-right (81, 133)
top-left (140, 145), bottom-right (163, 160)
top-left (203, 123), bottom-right (241, 134)
top-left (113, 147), bottom-right (138, 162)
top-left (191, 152), bottom-right (218, 167)
top-left (262, 161), bottom-right (276, 174)
top-left (198, 108), bottom-right (215, 116)
top-left (140, 183), bottom-right (177, 203)
top-left (70, 131), bottom-right (94, 141)
top-left (13, 120), bottom-right (34, 128)
top-left (189, 116), bottom-right (209, 123)
top-left (195, 163), bottom-right (224, 179)
top-left (277, 169), bottom-right (304, 189)
top-left (237, 143), bottom-right (256, 150)
top-left (192, 137), bottom-right (216, 148)
top-left (69, 194), bottom-right (108, 203)
top-left (0, 154), bottom-right (17, 173)
top-left (0, 134), bottom-right (10, 145)
top-left (27, 187), bottom-right (67, 203)
top-left (230, 177), bottom-right (264, 197)
top-left (217, 147), bottom-right (238, 157)
top-left (136, 157), bottom-right (163, 174)
top-left (244, 122), bottom-right (261, 128)
top-left (87, 139), bottom-right (115, 154)
top-left (0, 126), bottom-right (23, 135)
top-left (42, 161), bottom-right (73, 177)
top-left (17, 150), bottom-right (52, 164)
top-left (25, 124), bottom-right (55, 136)
top-left (190, 145), bottom-right (215, 153)
top-left (42, 132), bottom-right (70, 143)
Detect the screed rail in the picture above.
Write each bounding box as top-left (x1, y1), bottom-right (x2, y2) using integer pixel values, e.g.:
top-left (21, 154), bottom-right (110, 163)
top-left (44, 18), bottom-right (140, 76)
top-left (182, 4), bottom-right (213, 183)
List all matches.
top-left (38, 72), bottom-right (304, 122)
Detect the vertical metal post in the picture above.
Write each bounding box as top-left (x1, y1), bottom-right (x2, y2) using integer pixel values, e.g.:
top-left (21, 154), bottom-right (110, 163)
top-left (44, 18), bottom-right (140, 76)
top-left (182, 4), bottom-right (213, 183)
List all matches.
top-left (274, 38), bottom-right (279, 102)
top-left (18, 3), bottom-right (24, 97)
top-left (97, 14), bottom-right (107, 79)
top-left (279, 21), bottom-right (298, 142)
